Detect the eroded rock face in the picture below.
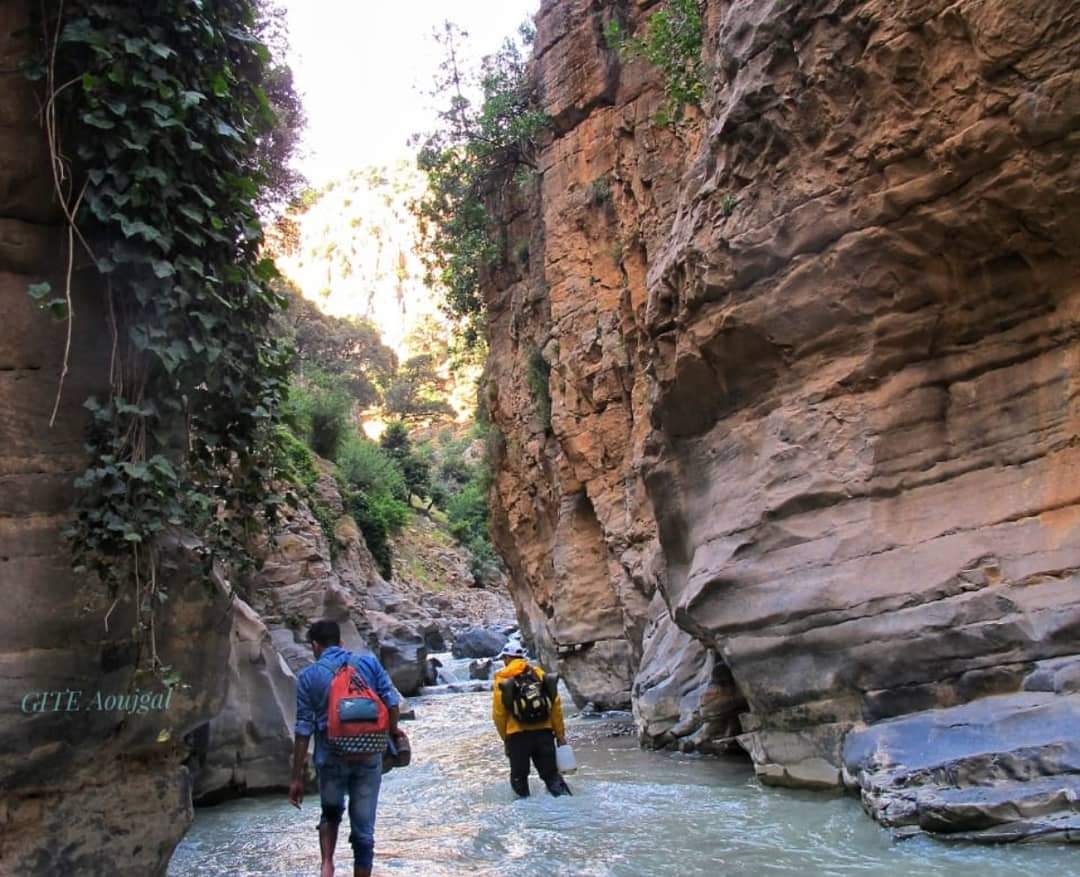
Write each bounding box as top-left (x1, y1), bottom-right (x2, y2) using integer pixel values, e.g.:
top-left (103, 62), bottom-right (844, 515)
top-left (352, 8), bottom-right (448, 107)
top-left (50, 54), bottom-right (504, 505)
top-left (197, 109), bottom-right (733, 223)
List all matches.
top-left (189, 600), bottom-right (297, 803)
top-left (242, 464), bottom-right (445, 697)
top-left (487, 0), bottom-right (1080, 840)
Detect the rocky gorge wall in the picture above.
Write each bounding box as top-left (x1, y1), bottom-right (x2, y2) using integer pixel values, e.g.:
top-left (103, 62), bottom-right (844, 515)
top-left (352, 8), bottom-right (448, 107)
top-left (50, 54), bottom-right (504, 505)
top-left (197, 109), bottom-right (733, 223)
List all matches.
top-left (487, 0), bottom-right (1080, 839)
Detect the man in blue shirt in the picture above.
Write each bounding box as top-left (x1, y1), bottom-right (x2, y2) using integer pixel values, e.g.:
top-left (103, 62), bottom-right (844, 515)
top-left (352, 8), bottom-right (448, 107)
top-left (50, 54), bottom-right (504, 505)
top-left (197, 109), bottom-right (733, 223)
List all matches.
top-left (288, 619), bottom-right (404, 877)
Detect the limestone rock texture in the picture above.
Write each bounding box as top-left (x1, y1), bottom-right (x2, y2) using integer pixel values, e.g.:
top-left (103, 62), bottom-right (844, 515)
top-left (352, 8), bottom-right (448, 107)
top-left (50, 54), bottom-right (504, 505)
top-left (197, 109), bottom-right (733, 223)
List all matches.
top-left (485, 0), bottom-right (1080, 840)
top-left (188, 599), bottom-right (297, 804)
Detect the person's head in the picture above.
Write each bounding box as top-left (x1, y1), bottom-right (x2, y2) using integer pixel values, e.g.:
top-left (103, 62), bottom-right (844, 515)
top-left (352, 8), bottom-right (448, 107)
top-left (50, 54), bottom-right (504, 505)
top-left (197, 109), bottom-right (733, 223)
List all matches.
top-left (306, 619), bottom-right (341, 659)
top-left (499, 642), bottom-right (527, 666)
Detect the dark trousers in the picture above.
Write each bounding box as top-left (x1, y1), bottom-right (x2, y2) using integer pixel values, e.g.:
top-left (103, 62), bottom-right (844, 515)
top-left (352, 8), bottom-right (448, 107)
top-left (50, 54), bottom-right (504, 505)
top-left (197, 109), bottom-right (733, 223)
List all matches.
top-left (507, 729), bottom-right (570, 797)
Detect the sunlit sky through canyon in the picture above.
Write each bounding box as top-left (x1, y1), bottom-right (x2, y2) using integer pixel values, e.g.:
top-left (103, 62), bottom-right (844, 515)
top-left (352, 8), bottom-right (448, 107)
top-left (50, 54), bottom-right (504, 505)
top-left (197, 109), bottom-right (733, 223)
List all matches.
top-left (282, 0), bottom-right (542, 184)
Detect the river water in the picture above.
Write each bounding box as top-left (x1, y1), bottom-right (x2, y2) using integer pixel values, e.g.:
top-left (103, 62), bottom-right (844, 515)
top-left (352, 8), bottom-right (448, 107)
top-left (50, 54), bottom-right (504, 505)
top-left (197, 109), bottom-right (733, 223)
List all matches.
top-left (170, 665), bottom-right (1080, 877)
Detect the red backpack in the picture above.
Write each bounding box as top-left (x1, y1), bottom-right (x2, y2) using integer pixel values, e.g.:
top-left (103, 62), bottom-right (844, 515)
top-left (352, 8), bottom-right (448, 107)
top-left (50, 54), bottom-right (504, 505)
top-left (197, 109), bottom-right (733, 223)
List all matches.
top-left (326, 660), bottom-right (389, 761)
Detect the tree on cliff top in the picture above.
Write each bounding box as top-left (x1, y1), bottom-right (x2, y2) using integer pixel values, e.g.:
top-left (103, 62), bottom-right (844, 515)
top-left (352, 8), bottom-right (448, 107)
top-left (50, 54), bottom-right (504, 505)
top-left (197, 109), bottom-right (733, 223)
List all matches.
top-left (384, 353), bottom-right (456, 424)
top-left (411, 21), bottom-right (548, 351)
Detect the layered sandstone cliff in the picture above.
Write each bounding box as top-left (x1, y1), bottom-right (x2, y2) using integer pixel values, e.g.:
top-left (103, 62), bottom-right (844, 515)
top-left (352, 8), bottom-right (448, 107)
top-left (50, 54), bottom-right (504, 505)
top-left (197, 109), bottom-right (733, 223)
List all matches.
top-left (487, 0), bottom-right (1080, 840)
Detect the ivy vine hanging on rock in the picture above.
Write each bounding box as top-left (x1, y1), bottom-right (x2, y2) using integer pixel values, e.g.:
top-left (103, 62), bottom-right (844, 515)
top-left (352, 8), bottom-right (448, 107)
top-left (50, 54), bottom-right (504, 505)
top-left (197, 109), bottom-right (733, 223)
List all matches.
top-left (25, 0), bottom-right (300, 675)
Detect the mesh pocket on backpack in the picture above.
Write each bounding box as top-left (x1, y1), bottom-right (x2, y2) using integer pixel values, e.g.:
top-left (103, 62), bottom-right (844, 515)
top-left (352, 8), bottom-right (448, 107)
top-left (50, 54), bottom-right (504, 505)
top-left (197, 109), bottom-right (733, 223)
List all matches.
top-left (330, 732), bottom-right (389, 756)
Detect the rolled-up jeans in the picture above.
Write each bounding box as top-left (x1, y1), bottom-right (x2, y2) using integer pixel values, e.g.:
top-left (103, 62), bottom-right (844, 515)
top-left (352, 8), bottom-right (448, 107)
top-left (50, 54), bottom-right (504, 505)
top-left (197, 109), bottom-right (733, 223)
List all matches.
top-left (317, 754), bottom-right (383, 870)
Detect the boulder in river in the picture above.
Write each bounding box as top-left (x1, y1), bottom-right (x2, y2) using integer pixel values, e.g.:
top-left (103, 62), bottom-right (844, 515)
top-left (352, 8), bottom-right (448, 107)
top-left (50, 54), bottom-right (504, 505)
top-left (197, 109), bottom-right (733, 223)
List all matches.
top-left (841, 690), bottom-right (1080, 840)
top-left (424, 656), bottom-right (443, 687)
top-left (451, 627), bottom-right (507, 659)
top-left (469, 659), bottom-right (493, 681)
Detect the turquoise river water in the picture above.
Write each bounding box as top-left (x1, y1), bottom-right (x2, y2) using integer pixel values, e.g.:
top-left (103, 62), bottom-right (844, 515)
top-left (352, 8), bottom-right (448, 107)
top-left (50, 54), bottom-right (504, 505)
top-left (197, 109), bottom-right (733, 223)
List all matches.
top-left (170, 676), bottom-right (1080, 876)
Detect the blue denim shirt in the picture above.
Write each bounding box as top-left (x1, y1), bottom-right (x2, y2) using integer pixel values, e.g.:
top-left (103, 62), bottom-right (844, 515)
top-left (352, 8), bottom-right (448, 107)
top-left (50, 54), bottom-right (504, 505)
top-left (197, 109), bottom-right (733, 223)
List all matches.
top-left (295, 646), bottom-right (401, 768)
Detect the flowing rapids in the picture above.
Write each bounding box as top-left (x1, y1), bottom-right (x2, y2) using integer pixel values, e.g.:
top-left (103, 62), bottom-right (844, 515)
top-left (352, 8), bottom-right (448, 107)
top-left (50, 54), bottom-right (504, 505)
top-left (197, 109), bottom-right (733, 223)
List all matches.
top-left (170, 662), bottom-right (1080, 876)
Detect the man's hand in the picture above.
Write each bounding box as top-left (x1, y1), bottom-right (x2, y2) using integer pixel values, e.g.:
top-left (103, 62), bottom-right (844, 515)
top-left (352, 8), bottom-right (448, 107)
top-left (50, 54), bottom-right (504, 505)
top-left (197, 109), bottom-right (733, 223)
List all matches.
top-left (556, 736), bottom-right (566, 747)
top-left (288, 779), bottom-right (304, 809)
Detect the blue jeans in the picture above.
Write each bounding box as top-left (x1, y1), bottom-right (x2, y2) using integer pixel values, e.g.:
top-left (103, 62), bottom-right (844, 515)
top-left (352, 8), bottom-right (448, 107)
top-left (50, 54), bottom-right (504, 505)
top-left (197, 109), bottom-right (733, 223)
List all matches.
top-left (317, 755), bottom-right (383, 870)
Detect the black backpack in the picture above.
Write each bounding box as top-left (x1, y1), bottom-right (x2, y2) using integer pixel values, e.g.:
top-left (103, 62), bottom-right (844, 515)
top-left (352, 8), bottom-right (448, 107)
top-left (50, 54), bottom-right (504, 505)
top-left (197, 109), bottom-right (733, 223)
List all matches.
top-left (503, 666), bottom-right (551, 723)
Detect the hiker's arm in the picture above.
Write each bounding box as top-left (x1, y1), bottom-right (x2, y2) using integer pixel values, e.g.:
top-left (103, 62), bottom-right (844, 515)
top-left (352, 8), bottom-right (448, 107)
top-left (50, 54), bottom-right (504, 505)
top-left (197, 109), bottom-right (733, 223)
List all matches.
top-left (289, 734), bottom-right (310, 807)
top-left (290, 734), bottom-right (310, 782)
top-left (492, 686), bottom-right (508, 740)
top-left (551, 694), bottom-right (566, 744)
top-left (289, 672), bottom-right (315, 807)
top-left (388, 704), bottom-right (404, 739)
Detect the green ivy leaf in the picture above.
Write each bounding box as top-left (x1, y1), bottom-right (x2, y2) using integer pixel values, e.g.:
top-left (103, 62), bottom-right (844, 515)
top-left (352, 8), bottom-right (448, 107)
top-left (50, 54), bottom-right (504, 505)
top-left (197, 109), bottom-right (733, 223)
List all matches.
top-left (177, 204), bottom-right (205, 224)
top-left (27, 281), bottom-right (52, 301)
top-left (214, 120), bottom-right (241, 140)
top-left (82, 111), bottom-right (116, 130)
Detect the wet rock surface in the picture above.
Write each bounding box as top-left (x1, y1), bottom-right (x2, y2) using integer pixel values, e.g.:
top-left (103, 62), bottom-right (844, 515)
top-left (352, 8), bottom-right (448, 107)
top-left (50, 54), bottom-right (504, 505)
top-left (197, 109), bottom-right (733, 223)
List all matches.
top-left (843, 692), bottom-right (1080, 841)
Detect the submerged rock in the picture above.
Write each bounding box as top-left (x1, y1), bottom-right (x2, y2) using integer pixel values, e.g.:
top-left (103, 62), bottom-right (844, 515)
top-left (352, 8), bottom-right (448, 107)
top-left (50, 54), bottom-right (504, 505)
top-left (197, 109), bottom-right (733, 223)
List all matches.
top-left (469, 658), bottom-right (493, 681)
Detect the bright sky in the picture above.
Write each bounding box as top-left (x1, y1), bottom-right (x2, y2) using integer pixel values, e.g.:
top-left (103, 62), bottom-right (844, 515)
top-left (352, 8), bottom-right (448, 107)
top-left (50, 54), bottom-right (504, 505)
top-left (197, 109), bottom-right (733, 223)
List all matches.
top-left (283, 0), bottom-right (541, 185)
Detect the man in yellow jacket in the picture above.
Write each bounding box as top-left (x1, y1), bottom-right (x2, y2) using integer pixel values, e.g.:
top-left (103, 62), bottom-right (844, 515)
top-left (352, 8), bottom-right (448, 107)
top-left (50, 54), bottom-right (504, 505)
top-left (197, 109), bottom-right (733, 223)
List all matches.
top-left (492, 642), bottom-right (571, 797)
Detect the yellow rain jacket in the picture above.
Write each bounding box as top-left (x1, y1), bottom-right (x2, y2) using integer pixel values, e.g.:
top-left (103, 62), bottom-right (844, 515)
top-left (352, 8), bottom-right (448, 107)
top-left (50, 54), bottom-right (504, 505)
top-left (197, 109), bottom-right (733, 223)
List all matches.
top-left (492, 659), bottom-right (566, 740)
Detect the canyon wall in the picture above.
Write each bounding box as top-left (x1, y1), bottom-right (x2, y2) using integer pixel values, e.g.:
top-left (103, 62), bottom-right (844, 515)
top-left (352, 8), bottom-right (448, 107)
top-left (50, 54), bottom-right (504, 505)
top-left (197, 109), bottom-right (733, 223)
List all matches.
top-left (487, 0), bottom-right (1080, 839)
top-left (0, 4), bottom-right (237, 873)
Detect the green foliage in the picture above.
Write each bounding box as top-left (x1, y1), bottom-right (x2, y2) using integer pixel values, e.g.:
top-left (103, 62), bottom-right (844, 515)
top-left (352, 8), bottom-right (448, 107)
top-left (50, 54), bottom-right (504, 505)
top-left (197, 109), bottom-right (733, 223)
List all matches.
top-left (411, 22), bottom-right (549, 350)
top-left (30, 0), bottom-right (301, 662)
top-left (425, 424), bottom-right (503, 585)
top-left (379, 421), bottom-right (432, 501)
top-left (271, 424), bottom-right (318, 491)
top-left (336, 436), bottom-right (410, 578)
top-left (588, 175), bottom-right (612, 208)
top-left (283, 370), bottom-right (353, 460)
top-left (720, 193), bottom-right (740, 217)
top-left (605, 0), bottom-right (705, 125)
top-left (277, 287), bottom-right (397, 409)
top-left (526, 346), bottom-right (552, 432)
top-left (309, 499), bottom-right (340, 565)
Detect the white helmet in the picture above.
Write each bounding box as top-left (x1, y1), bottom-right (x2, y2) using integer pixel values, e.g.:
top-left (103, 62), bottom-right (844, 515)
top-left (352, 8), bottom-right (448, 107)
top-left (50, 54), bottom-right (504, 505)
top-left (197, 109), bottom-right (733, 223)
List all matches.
top-left (499, 642), bottom-right (528, 659)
